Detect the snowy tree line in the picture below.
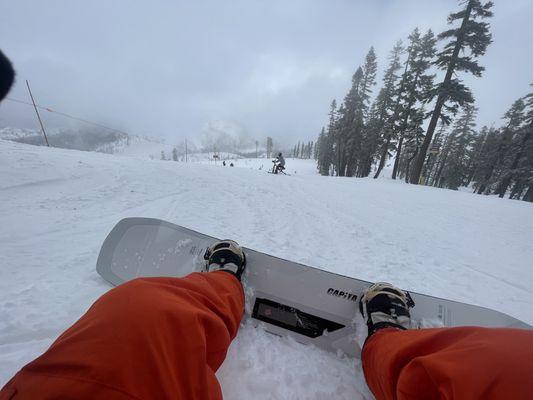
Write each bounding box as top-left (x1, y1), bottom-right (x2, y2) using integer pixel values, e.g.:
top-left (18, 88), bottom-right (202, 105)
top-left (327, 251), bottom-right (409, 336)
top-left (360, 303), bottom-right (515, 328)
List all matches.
top-left (419, 96), bottom-right (533, 201)
top-left (314, 0), bottom-right (533, 201)
top-left (291, 141), bottom-right (314, 159)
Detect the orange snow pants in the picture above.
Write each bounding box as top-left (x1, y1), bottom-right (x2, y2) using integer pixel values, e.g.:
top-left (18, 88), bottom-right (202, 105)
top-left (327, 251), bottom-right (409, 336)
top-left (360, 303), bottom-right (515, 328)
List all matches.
top-left (0, 272), bottom-right (244, 400)
top-left (2, 272), bottom-right (533, 400)
top-left (363, 326), bottom-right (533, 399)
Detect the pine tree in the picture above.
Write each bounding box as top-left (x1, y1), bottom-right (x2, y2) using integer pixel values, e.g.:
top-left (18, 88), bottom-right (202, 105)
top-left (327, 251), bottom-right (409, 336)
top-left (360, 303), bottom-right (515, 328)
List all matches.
top-left (317, 100), bottom-right (337, 175)
top-left (521, 87), bottom-right (533, 201)
top-left (464, 126), bottom-right (488, 186)
top-left (172, 147), bottom-right (178, 161)
top-left (391, 29), bottom-right (437, 180)
top-left (426, 121), bottom-right (449, 185)
top-left (316, 127), bottom-right (328, 174)
top-left (398, 107), bottom-right (427, 182)
top-left (437, 104), bottom-right (478, 189)
top-left (345, 48), bottom-right (378, 177)
top-left (475, 98), bottom-right (526, 194)
top-left (410, 0), bottom-right (493, 184)
top-left (160, 150), bottom-right (166, 160)
top-left (372, 41), bottom-right (404, 178)
top-left (335, 68), bottom-right (364, 176)
top-left (471, 126), bottom-right (501, 193)
top-left (495, 90), bottom-right (533, 198)
top-left (266, 137), bottom-right (273, 158)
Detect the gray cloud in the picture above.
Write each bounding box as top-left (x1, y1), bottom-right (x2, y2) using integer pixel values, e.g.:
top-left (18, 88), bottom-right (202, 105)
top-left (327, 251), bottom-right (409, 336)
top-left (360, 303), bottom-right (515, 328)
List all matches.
top-left (1, 0), bottom-right (532, 146)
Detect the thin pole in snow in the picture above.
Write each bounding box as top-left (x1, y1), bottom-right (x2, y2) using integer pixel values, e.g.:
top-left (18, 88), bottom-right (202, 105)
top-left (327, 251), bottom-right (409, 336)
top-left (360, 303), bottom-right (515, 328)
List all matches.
top-left (26, 80), bottom-right (49, 147)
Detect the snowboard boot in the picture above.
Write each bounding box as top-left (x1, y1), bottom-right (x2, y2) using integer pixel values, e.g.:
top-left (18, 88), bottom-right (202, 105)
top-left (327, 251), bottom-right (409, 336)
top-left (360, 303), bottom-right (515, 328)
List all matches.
top-left (359, 282), bottom-right (415, 337)
top-left (203, 239), bottom-right (246, 281)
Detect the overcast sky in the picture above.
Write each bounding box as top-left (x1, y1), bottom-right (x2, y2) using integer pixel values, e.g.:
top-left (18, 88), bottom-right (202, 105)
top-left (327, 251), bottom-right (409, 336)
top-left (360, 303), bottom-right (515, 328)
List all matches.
top-left (1, 0), bottom-right (532, 146)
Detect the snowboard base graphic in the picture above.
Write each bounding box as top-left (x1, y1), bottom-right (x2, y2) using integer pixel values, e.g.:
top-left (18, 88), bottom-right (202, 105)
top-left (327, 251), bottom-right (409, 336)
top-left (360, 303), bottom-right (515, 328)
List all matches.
top-left (96, 218), bottom-right (531, 358)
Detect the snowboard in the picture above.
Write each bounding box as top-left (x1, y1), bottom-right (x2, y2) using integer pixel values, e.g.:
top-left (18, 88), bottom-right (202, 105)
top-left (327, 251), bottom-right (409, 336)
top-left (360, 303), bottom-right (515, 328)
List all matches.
top-left (96, 217), bottom-right (532, 358)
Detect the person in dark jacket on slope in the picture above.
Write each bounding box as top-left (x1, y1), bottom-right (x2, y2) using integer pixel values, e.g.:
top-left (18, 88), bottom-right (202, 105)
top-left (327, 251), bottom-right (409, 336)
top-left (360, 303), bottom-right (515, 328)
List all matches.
top-left (273, 152), bottom-right (285, 174)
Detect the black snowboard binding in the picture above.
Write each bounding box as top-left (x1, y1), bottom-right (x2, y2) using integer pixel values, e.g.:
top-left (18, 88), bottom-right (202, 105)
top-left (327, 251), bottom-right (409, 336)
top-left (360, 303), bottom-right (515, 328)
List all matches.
top-left (203, 240), bottom-right (246, 281)
top-left (359, 282), bottom-right (415, 337)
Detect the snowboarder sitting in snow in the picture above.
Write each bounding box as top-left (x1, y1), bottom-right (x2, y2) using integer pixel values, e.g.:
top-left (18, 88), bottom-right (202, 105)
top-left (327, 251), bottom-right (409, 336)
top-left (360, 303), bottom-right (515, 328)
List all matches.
top-left (272, 152), bottom-right (285, 174)
top-left (1, 52), bottom-right (533, 400)
top-left (2, 239), bottom-right (533, 399)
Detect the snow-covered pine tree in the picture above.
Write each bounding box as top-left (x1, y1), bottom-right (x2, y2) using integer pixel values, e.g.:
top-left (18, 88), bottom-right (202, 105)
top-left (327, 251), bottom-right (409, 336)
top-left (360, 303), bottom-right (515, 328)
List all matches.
top-left (410, 0), bottom-right (493, 185)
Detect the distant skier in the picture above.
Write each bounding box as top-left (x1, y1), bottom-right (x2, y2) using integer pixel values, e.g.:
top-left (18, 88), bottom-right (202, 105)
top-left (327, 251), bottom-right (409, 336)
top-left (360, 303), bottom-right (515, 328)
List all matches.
top-left (2, 239), bottom-right (533, 399)
top-left (272, 152), bottom-right (285, 174)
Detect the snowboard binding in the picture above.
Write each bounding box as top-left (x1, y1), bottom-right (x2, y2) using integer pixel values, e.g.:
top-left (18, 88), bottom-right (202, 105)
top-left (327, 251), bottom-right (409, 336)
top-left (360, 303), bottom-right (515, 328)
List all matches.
top-left (203, 240), bottom-right (246, 281)
top-left (359, 282), bottom-right (415, 337)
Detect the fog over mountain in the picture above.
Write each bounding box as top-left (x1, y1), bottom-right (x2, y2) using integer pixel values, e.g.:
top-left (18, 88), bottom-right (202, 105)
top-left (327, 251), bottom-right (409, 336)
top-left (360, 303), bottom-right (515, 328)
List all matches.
top-left (1, 1), bottom-right (532, 146)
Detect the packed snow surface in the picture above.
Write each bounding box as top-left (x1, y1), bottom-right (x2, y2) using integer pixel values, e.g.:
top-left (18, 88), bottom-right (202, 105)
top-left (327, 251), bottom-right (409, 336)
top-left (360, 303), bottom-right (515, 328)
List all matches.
top-left (1, 140), bottom-right (532, 399)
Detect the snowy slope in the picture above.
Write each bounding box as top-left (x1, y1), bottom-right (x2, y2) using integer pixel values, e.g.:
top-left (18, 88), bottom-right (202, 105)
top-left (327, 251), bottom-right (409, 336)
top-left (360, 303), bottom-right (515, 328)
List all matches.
top-left (1, 139), bottom-right (532, 399)
top-left (197, 156), bottom-right (320, 176)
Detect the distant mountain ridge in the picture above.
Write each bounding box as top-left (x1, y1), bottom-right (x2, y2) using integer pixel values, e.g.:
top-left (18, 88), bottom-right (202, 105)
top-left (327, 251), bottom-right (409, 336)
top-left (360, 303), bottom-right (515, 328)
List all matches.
top-left (0, 126), bottom-right (272, 161)
top-left (0, 127), bottom-right (179, 159)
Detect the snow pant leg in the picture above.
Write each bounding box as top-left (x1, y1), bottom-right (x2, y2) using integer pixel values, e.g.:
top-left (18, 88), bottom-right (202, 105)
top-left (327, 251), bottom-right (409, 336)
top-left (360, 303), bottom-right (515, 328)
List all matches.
top-left (0, 271), bottom-right (244, 400)
top-left (361, 326), bottom-right (533, 400)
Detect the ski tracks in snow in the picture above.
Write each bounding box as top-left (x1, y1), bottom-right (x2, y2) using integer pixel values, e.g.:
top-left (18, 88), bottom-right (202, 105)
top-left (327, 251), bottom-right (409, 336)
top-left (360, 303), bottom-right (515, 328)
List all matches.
top-left (1, 141), bottom-right (533, 399)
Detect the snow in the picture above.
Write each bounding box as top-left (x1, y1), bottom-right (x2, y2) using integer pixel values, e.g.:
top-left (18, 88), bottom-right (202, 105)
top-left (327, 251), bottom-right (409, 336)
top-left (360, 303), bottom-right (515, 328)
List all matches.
top-left (1, 139), bottom-right (532, 398)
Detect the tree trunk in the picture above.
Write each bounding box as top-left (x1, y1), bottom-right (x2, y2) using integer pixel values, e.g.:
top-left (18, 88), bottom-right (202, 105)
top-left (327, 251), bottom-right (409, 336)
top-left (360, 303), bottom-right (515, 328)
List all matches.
top-left (465, 133), bottom-right (487, 187)
top-left (405, 148), bottom-right (419, 183)
top-left (409, 1), bottom-right (474, 184)
top-left (392, 137), bottom-right (404, 179)
top-left (433, 150), bottom-right (449, 188)
top-left (523, 185), bottom-right (533, 202)
top-left (509, 182), bottom-right (524, 200)
top-left (373, 136), bottom-right (391, 178)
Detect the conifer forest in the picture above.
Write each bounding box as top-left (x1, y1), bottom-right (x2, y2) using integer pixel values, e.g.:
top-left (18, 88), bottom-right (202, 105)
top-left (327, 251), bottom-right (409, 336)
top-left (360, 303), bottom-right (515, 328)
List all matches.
top-left (314, 0), bottom-right (533, 202)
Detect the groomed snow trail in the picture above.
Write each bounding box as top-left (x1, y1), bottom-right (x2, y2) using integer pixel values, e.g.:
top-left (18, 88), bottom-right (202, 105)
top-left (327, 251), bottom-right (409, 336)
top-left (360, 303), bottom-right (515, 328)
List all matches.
top-left (1, 140), bottom-right (532, 399)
